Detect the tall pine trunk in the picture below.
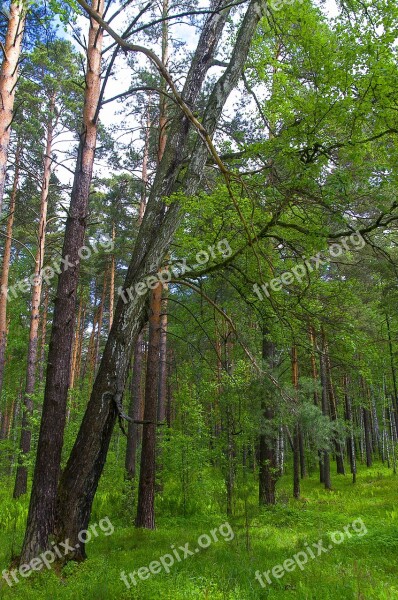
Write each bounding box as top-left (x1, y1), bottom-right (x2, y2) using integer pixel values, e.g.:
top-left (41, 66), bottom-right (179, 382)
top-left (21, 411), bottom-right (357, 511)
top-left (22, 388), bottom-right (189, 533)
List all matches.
top-left (136, 18), bottom-right (169, 514)
top-left (20, 0), bottom-right (104, 562)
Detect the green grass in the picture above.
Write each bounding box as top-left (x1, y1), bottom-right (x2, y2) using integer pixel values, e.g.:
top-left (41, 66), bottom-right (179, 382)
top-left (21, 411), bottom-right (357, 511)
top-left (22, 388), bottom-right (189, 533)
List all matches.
top-left (0, 463), bottom-right (397, 599)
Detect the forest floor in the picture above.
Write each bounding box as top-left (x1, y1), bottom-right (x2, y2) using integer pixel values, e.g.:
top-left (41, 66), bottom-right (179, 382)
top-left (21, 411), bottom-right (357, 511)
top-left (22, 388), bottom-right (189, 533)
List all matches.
top-left (0, 462), bottom-right (397, 600)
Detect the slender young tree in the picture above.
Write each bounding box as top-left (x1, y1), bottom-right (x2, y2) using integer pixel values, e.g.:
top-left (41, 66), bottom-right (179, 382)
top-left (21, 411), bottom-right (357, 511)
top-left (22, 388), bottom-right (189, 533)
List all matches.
top-left (136, 6), bottom-right (169, 525)
top-left (319, 339), bottom-right (332, 490)
top-left (13, 92), bottom-right (55, 498)
top-left (0, 138), bottom-right (21, 398)
top-left (292, 346), bottom-right (300, 499)
top-left (258, 326), bottom-right (277, 505)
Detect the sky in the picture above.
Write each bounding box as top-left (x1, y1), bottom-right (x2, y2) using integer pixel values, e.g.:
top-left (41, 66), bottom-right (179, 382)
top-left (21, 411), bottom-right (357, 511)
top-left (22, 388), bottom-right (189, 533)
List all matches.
top-left (53, 0), bottom-right (340, 188)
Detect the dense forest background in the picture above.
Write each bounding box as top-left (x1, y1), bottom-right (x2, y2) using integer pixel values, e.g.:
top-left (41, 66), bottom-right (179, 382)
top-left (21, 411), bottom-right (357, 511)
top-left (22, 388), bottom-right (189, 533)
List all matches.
top-left (0, 0), bottom-right (397, 598)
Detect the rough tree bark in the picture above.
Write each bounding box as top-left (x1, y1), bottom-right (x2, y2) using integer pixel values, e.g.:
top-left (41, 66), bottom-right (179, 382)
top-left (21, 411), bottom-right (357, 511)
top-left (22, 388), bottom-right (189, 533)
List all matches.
top-left (20, 0), bottom-right (104, 563)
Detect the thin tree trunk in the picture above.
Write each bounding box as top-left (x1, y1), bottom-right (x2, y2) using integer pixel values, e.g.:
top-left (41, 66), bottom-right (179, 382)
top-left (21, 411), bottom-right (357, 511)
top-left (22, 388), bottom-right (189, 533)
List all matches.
top-left (386, 315), bottom-right (398, 438)
top-left (125, 332), bottom-right (144, 479)
top-left (258, 327), bottom-right (277, 505)
top-left (362, 405), bottom-right (373, 467)
top-left (319, 345), bottom-right (331, 490)
top-left (0, 139), bottom-right (21, 396)
top-left (75, 302), bottom-right (87, 386)
top-left (153, 8), bottom-right (169, 493)
top-left (124, 95), bottom-right (150, 478)
top-left (158, 298), bottom-right (168, 423)
top-left (0, 0), bottom-right (26, 215)
top-left (225, 326), bottom-right (235, 516)
top-left (81, 287), bottom-right (99, 383)
top-left (94, 271), bottom-right (108, 369)
top-left (108, 223), bottom-right (115, 331)
top-left (343, 375), bottom-right (356, 483)
top-left (309, 325), bottom-right (319, 406)
top-left (39, 285), bottom-right (49, 383)
top-left (360, 376), bottom-right (373, 467)
top-left (324, 339), bottom-right (345, 475)
top-left (291, 346), bottom-right (300, 498)
top-left (14, 99), bottom-right (54, 498)
top-left (69, 291), bottom-right (84, 389)
top-left (20, 0), bottom-right (104, 562)
top-left (135, 282), bottom-right (162, 529)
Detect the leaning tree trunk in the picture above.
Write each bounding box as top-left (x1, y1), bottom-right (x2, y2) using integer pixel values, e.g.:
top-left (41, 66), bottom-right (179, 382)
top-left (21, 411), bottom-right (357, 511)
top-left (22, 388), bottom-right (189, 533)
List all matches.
top-left (13, 96), bottom-right (55, 498)
top-left (53, 0), bottom-right (262, 560)
top-left (0, 139), bottom-right (21, 397)
top-left (20, 0), bottom-right (104, 563)
top-left (0, 0), bottom-right (26, 215)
